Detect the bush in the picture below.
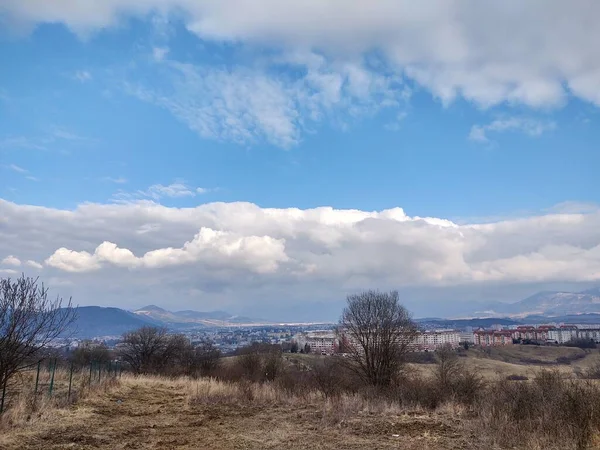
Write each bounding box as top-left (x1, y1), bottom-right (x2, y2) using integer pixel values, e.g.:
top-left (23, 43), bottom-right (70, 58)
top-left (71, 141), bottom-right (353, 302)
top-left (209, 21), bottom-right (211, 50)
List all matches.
top-left (477, 370), bottom-right (600, 449)
top-left (564, 338), bottom-right (597, 349)
top-left (505, 374), bottom-right (528, 381)
top-left (404, 352), bottom-right (437, 364)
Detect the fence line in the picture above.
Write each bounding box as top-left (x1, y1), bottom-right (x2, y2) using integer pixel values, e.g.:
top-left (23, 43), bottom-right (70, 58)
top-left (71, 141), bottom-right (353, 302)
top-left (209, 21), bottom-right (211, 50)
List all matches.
top-left (0, 358), bottom-right (124, 416)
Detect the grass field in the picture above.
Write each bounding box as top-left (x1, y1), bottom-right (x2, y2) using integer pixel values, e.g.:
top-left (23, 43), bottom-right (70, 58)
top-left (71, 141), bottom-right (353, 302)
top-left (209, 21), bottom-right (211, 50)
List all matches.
top-left (0, 375), bottom-right (480, 450)
top-left (2, 345), bottom-right (600, 450)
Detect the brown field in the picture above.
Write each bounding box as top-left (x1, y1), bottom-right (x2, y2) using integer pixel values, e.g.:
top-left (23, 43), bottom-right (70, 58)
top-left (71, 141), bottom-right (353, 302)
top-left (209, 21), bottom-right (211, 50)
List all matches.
top-left (2, 345), bottom-right (600, 450)
top-left (0, 375), bottom-right (478, 450)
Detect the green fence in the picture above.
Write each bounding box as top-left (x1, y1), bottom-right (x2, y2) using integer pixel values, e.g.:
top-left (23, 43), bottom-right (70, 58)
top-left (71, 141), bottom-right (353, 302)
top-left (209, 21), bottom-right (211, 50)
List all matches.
top-left (0, 359), bottom-right (123, 415)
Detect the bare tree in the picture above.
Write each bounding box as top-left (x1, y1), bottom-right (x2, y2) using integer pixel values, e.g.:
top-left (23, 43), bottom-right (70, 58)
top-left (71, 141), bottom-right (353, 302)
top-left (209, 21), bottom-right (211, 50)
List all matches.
top-left (339, 290), bottom-right (417, 387)
top-left (119, 326), bottom-right (170, 374)
top-left (434, 343), bottom-right (462, 389)
top-left (0, 275), bottom-right (77, 390)
top-left (70, 341), bottom-right (111, 367)
top-left (195, 340), bottom-right (221, 375)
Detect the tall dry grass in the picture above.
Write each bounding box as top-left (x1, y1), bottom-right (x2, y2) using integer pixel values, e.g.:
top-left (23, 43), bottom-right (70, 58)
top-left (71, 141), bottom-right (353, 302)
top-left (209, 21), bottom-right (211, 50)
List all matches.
top-left (0, 367), bottom-right (119, 431)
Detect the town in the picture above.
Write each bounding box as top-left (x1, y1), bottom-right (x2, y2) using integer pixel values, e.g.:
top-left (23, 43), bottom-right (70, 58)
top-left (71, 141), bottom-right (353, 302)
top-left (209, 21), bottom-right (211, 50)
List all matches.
top-left (45, 321), bottom-right (600, 355)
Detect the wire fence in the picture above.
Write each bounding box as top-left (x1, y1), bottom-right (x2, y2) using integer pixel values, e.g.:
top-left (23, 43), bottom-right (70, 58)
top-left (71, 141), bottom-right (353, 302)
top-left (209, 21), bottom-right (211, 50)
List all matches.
top-left (0, 359), bottom-right (123, 415)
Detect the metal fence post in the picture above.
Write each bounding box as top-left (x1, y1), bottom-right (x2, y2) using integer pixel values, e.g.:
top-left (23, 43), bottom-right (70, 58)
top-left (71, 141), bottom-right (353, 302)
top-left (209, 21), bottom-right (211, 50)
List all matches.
top-left (34, 360), bottom-right (41, 394)
top-left (68, 361), bottom-right (74, 400)
top-left (48, 358), bottom-right (56, 397)
top-left (0, 380), bottom-right (6, 414)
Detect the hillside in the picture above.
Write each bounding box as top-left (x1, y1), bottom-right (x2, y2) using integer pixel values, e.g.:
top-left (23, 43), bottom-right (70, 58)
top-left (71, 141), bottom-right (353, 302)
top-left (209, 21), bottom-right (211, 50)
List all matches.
top-left (472, 287), bottom-right (600, 318)
top-left (65, 306), bottom-right (156, 338)
top-left (133, 305), bottom-right (265, 326)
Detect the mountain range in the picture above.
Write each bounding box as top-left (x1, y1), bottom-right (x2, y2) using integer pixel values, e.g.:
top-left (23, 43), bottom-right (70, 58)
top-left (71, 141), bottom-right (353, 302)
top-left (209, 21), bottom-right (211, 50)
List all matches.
top-left (133, 305), bottom-right (262, 327)
top-left (471, 287), bottom-right (600, 318)
top-left (63, 305), bottom-right (268, 338)
top-left (62, 287), bottom-right (600, 338)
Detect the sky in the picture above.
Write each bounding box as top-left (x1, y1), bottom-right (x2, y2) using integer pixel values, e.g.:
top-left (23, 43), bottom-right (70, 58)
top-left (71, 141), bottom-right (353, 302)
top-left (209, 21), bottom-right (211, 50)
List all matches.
top-left (0, 1), bottom-right (599, 321)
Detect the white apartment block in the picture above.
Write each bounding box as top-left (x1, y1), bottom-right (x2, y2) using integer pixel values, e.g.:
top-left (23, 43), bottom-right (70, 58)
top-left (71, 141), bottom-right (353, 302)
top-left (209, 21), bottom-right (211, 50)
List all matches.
top-left (294, 332), bottom-right (338, 354)
top-left (547, 328), bottom-right (578, 344)
top-left (411, 330), bottom-right (461, 351)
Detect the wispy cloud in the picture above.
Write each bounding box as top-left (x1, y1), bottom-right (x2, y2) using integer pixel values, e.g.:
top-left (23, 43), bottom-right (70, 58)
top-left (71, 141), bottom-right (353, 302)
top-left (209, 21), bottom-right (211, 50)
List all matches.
top-left (114, 181), bottom-right (215, 203)
top-left (102, 176), bottom-right (128, 184)
top-left (0, 128), bottom-right (90, 153)
top-left (0, 136), bottom-right (48, 151)
top-left (152, 47), bottom-right (169, 61)
top-left (2, 163), bottom-right (39, 180)
top-left (127, 52), bottom-right (409, 149)
top-left (7, 163), bottom-right (27, 174)
top-left (469, 117), bottom-right (556, 144)
top-left (51, 127), bottom-right (88, 141)
top-left (74, 70), bottom-right (92, 82)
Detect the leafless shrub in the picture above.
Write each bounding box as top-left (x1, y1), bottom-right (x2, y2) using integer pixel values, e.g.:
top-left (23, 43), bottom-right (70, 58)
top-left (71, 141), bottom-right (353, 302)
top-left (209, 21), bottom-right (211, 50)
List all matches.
top-left (310, 358), bottom-right (343, 399)
top-left (0, 275), bottom-right (76, 395)
top-left (477, 370), bottom-right (600, 450)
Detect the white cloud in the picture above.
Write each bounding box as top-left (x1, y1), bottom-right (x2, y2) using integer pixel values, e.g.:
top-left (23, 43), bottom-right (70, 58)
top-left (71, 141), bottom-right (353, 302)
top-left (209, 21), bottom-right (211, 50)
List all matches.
top-left (7, 163), bottom-right (27, 173)
top-left (114, 181), bottom-right (215, 203)
top-left (2, 1), bottom-right (600, 111)
top-left (74, 70), bottom-right (91, 82)
top-left (25, 260), bottom-right (43, 269)
top-left (45, 229), bottom-right (288, 274)
top-left (1, 255), bottom-right (21, 266)
top-left (469, 117), bottom-right (556, 144)
top-left (152, 46), bottom-right (169, 61)
top-left (127, 56), bottom-right (407, 148)
top-left (103, 176), bottom-right (128, 184)
top-left (1, 198), bottom-right (599, 317)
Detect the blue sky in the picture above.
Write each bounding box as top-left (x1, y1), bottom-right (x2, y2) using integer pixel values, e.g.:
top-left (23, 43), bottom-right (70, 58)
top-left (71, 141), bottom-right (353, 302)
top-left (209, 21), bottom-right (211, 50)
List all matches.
top-left (1, 2), bottom-right (599, 320)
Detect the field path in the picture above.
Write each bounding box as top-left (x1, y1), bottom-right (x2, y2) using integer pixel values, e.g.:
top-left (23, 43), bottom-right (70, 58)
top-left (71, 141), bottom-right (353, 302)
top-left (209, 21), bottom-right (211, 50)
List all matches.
top-left (0, 378), bottom-right (477, 450)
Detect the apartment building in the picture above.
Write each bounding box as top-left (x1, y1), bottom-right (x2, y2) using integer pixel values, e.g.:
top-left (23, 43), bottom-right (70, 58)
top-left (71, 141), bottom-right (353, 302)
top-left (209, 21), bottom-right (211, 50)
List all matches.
top-left (411, 330), bottom-right (461, 351)
top-left (473, 330), bottom-right (513, 346)
top-left (294, 332), bottom-right (338, 354)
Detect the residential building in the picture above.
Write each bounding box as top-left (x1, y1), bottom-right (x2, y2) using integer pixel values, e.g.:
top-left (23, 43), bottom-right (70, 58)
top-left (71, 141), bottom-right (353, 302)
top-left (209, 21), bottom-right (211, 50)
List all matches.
top-left (473, 330), bottom-right (513, 346)
top-left (411, 330), bottom-right (461, 351)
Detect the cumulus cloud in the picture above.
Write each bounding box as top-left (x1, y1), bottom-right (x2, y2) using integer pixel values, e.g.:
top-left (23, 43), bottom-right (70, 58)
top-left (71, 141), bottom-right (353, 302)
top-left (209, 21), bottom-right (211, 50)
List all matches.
top-left (1, 255), bottom-right (21, 266)
top-left (469, 117), bottom-right (556, 143)
top-left (1, 198), bottom-right (599, 316)
top-left (45, 229), bottom-right (288, 274)
top-left (25, 260), bottom-right (43, 269)
top-left (2, 0), bottom-right (600, 111)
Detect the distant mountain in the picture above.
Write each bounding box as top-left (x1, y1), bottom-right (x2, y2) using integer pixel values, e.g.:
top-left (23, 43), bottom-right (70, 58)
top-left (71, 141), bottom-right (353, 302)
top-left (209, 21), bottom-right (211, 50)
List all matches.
top-left (133, 306), bottom-right (266, 326)
top-left (472, 287), bottom-right (600, 318)
top-left (64, 306), bottom-right (156, 338)
top-left (417, 317), bottom-right (521, 329)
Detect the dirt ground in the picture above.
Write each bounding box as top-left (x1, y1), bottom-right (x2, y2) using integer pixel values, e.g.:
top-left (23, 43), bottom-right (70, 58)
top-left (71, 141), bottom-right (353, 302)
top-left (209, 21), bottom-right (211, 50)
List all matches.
top-left (0, 378), bottom-right (479, 450)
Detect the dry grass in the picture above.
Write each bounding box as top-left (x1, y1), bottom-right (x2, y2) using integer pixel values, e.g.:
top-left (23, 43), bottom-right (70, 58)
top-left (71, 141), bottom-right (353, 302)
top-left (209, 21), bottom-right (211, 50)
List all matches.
top-left (3, 349), bottom-right (600, 449)
top-left (0, 374), bottom-right (479, 450)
